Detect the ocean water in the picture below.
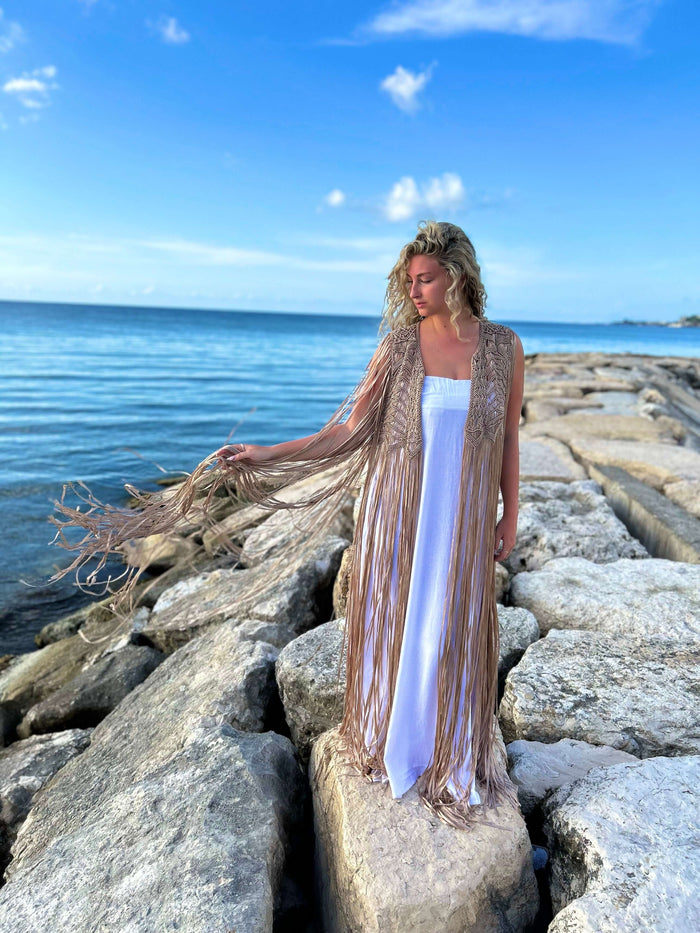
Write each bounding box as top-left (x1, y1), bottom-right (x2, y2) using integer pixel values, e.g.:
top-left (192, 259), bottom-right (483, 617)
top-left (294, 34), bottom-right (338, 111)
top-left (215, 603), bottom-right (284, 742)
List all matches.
top-left (1, 299), bottom-right (698, 654)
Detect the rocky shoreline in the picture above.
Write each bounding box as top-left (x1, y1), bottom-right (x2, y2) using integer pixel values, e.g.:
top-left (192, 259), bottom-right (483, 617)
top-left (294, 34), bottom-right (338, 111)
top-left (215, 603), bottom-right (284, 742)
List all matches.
top-left (0, 350), bottom-right (698, 931)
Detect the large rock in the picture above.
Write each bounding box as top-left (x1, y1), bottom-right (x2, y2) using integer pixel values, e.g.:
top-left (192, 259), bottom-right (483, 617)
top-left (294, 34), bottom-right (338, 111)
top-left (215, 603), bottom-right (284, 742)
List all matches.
top-left (118, 531), bottom-right (196, 573)
top-left (509, 556), bottom-right (700, 637)
top-left (0, 723), bottom-right (308, 932)
top-left (241, 495), bottom-right (354, 567)
top-left (505, 480), bottom-right (648, 573)
top-left (522, 412), bottom-right (679, 445)
top-left (569, 436), bottom-right (700, 490)
top-left (0, 728), bottom-right (92, 878)
top-left (544, 755), bottom-right (700, 932)
top-left (499, 629), bottom-right (700, 757)
top-left (519, 437), bottom-right (587, 482)
top-left (506, 738), bottom-right (636, 819)
top-left (277, 607), bottom-right (539, 763)
top-left (309, 726), bottom-right (539, 933)
top-left (202, 464), bottom-right (357, 558)
top-left (16, 644), bottom-right (164, 738)
top-left (276, 619), bottom-right (347, 762)
top-left (0, 612), bottom-right (152, 729)
top-left (143, 534), bottom-right (348, 653)
top-left (6, 618), bottom-right (283, 878)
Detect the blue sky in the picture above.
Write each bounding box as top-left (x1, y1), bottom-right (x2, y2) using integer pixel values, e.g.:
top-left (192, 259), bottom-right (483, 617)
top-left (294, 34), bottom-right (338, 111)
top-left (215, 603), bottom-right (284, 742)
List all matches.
top-left (1, 0), bottom-right (698, 321)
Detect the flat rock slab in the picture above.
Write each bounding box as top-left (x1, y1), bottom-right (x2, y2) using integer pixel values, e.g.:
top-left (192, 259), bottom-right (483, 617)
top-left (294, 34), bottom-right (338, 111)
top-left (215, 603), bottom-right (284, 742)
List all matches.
top-left (544, 755), bottom-right (700, 932)
top-left (519, 437), bottom-right (587, 482)
top-left (506, 738), bottom-right (636, 818)
top-left (278, 607), bottom-right (539, 763)
top-left (523, 412), bottom-right (678, 444)
top-left (505, 481), bottom-right (648, 573)
top-left (0, 728), bottom-right (92, 875)
top-left (569, 436), bottom-right (700, 489)
top-left (5, 618), bottom-right (282, 875)
top-left (509, 556), bottom-right (700, 637)
top-left (310, 727), bottom-right (539, 933)
top-left (499, 629), bottom-right (700, 757)
top-left (0, 723), bottom-right (307, 933)
top-left (144, 534), bottom-right (348, 653)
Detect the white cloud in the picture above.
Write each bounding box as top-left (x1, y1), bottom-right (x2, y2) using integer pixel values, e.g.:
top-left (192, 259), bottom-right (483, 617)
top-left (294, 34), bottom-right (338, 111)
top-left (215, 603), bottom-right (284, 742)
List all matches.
top-left (380, 64), bottom-right (434, 113)
top-left (2, 66), bottom-right (59, 110)
top-left (367, 0), bottom-right (659, 46)
top-left (324, 188), bottom-right (346, 207)
top-left (0, 8), bottom-right (23, 53)
top-left (150, 16), bottom-right (190, 45)
top-left (383, 171), bottom-right (465, 221)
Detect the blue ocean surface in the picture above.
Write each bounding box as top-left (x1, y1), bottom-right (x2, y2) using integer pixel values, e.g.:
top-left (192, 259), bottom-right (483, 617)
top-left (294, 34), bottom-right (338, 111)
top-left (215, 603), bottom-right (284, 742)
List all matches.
top-left (1, 299), bottom-right (698, 654)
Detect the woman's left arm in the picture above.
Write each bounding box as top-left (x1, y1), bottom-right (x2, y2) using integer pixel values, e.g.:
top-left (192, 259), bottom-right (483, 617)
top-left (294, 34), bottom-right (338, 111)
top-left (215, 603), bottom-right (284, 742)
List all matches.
top-left (494, 333), bottom-right (525, 561)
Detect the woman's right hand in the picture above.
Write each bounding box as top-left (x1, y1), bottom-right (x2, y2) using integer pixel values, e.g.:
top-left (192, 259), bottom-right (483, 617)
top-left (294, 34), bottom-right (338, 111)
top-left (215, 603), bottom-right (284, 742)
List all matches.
top-left (215, 443), bottom-right (276, 469)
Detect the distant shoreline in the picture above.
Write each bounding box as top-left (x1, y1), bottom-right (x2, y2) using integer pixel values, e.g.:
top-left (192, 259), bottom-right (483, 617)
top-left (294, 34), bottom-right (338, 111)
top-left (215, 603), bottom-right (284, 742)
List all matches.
top-left (613, 315), bottom-right (700, 328)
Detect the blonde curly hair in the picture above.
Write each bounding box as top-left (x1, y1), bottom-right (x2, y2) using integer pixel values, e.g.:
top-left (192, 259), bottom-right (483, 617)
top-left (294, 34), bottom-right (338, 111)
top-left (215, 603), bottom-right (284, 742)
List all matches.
top-left (380, 220), bottom-right (488, 341)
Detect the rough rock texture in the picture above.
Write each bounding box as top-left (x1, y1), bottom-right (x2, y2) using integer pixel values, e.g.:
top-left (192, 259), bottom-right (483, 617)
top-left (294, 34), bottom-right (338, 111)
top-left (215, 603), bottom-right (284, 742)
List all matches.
top-left (506, 738), bottom-right (636, 819)
top-left (143, 534), bottom-right (348, 653)
top-left (496, 606), bottom-right (540, 694)
top-left (587, 462), bottom-right (700, 563)
top-left (509, 556), bottom-right (700, 637)
top-left (499, 629), bottom-right (700, 757)
top-left (519, 437), bottom-right (587, 482)
top-left (310, 726), bottom-right (539, 933)
top-left (16, 645), bottom-right (164, 738)
top-left (569, 436), bottom-right (700, 490)
top-left (544, 755), bottom-right (700, 932)
top-left (0, 723), bottom-right (308, 932)
top-left (522, 412), bottom-right (679, 445)
top-left (241, 495), bottom-right (354, 567)
top-left (0, 728), bottom-right (92, 877)
top-left (5, 618), bottom-right (283, 878)
top-left (0, 612), bottom-right (152, 727)
top-left (277, 607), bottom-right (539, 763)
top-left (202, 464), bottom-right (357, 558)
top-left (504, 480), bottom-right (648, 573)
top-left (118, 531), bottom-right (196, 573)
top-left (276, 619), bottom-right (346, 762)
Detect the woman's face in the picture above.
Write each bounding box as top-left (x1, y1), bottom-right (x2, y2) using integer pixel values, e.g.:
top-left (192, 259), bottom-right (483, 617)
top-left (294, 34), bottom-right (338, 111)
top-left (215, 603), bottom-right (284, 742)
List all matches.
top-left (406, 255), bottom-right (452, 318)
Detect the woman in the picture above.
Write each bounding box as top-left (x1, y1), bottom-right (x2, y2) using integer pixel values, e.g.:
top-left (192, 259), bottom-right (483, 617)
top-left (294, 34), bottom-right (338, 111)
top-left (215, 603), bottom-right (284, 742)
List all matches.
top-left (215, 220), bottom-right (525, 829)
top-left (51, 220), bottom-right (524, 831)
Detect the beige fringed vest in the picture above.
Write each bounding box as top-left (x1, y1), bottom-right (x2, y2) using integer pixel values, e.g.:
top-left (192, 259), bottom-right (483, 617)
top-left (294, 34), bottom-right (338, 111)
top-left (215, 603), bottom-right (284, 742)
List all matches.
top-left (333, 318), bottom-right (520, 830)
top-left (49, 314), bottom-right (519, 830)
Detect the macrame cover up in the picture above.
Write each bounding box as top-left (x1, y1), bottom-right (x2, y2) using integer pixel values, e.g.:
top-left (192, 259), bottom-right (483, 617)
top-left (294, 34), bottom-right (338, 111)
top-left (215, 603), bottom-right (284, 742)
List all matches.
top-left (49, 317), bottom-right (520, 830)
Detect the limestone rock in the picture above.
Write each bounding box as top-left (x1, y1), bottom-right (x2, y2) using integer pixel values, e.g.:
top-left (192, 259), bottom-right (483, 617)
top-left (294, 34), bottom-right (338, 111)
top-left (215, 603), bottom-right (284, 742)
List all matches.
top-left (568, 436), bottom-right (700, 490)
top-left (523, 412), bottom-right (679, 445)
top-left (144, 534), bottom-right (348, 653)
top-left (509, 556), bottom-right (700, 637)
top-left (0, 728), bottom-right (92, 877)
top-left (309, 726), bottom-right (539, 933)
top-left (16, 645), bottom-right (164, 738)
top-left (520, 437), bottom-right (587, 482)
top-left (506, 738), bottom-right (636, 818)
top-left (0, 613), bottom-right (150, 725)
top-left (4, 617), bottom-right (289, 881)
top-left (118, 531), bottom-right (196, 573)
top-left (544, 755), bottom-right (700, 932)
top-left (0, 723), bottom-right (308, 932)
top-left (505, 481), bottom-right (648, 573)
top-left (499, 629), bottom-right (700, 757)
top-left (497, 606), bottom-right (540, 694)
top-left (276, 618), bottom-right (346, 762)
top-left (241, 495), bottom-right (354, 567)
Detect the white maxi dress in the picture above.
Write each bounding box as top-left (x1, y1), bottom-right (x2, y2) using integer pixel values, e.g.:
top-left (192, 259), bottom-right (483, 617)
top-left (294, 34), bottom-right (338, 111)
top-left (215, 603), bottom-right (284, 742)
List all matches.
top-left (362, 374), bottom-right (481, 806)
